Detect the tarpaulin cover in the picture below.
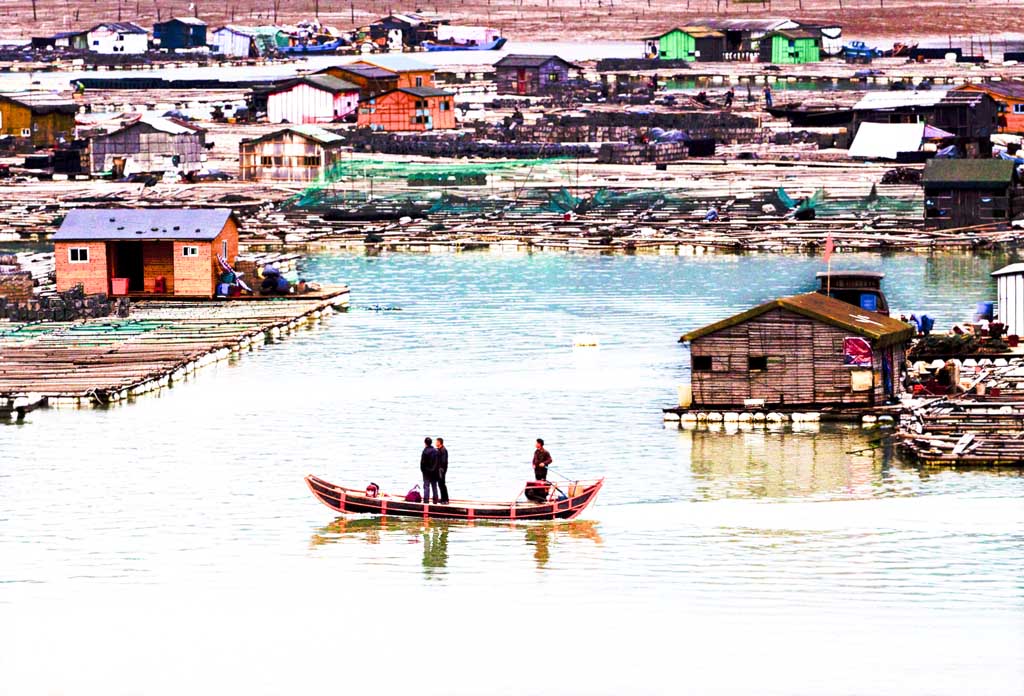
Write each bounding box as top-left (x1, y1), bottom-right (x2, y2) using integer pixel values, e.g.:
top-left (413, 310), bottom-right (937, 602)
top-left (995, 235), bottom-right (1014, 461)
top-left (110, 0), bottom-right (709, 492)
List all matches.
top-left (843, 337), bottom-right (873, 367)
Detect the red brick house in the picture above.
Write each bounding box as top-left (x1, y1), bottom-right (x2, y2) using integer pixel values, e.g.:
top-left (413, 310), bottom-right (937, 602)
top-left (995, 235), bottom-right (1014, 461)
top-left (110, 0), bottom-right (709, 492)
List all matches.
top-left (53, 208), bottom-right (239, 298)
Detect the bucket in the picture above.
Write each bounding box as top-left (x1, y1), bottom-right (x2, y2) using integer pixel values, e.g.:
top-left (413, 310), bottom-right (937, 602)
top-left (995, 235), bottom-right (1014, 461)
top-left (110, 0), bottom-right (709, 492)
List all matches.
top-left (976, 301), bottom-right (995, 321)
top-left (1009, 335), bottom-right (1019, 347)
top-left (677, 384), bottom-right (693, 408)
top-left (111, 278), bottom-right (129, 295)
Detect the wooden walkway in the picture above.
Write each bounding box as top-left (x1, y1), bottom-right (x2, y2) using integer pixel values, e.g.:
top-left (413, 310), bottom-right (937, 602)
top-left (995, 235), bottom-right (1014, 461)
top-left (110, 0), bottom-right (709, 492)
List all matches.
top-left (0, 287), bottom-right (349, 406)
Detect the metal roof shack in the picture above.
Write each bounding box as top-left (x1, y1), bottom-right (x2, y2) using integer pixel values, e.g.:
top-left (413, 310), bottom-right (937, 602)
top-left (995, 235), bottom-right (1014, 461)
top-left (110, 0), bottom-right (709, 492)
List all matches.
top-left (0, 91), bottom-right (77, 147)
top-left (239, 126), bottom-right (346, 181)
top-left (53, 209), bottom-right (235, 241)
top-left (679, 292), bottom-right (913, 409)
top-left (493, 54), bottom-right (577, 69)
top-left (493, 55), bottom-right (579, 95)
top-left (922, 159), bottom-right (1016, 188)
top-left (852, 90), bottom-right (1000, 144)
top-left (682, 292), bottom-right (913, 347)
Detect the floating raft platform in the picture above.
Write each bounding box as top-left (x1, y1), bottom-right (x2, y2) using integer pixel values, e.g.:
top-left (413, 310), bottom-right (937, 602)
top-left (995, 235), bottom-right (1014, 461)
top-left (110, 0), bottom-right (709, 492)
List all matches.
top-left (0, 287), bottom-right (349, 410)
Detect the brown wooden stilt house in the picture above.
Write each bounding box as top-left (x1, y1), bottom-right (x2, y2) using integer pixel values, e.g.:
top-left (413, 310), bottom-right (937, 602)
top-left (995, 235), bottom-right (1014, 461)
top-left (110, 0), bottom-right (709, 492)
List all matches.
top-left (679, 292), bottom-right (914, 409)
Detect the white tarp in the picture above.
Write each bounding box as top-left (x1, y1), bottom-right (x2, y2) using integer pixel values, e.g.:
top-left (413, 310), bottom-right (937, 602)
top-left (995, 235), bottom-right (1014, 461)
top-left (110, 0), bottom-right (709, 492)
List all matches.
top-left (849, 122), bottom-right (925, 160)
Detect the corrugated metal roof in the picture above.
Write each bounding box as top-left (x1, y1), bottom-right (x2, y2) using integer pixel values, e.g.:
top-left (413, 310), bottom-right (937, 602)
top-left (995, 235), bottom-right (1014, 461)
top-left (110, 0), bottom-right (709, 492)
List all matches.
top-left (241, 125), bottom-right (344, 147)
top-left (397, 86), bottom-right (453, 97)
top-left (53, 209), bottom-right (233, 242)
top-left (162, 16), bottom-right (207, 26)
top-left (267, 74), bottom-right (360, 95)
top-left (91, 22), bottom-right (148, 34)
top-left (922, 159), bottom-right (1016, 187)
top-left (955, 80), bottom-right (1024, 102)
top-left (352, 55), bottom-right (433, 73)
top-left (853, 91), bottom-right (946, 111)
top-left (0, 91), bottom-right (77, 114)
top-left (494, 54), bottom-right (574, 68)
top-left (689, 18), bottom-right (796, 32)
top-left (321, 64), bottom-right (398, 79)
top-left (680, 292), bottom-right (914, 347)
top-left (992, 263), bottom-right (1024, 277)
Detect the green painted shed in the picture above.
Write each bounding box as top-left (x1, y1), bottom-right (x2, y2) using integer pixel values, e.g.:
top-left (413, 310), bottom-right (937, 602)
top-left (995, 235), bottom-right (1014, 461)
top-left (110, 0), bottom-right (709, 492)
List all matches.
top-left (759, 29), bottom-right (821, 64)
top-left (644, 26), bottom-right (725, 62)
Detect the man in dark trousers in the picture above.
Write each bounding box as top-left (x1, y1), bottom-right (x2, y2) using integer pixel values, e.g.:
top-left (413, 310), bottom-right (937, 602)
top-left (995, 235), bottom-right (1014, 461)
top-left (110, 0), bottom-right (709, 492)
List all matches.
top-left (420, 437), bottom-right (440, 504)
top-left (435, 437), bottom-right (449, 504)
top-left (532, 438), bottom-right (552, 481)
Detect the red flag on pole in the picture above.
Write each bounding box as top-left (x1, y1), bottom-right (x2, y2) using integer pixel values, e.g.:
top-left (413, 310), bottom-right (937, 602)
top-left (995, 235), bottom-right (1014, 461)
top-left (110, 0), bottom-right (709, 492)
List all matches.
top-left (823, 234), bottom-right (834, 264)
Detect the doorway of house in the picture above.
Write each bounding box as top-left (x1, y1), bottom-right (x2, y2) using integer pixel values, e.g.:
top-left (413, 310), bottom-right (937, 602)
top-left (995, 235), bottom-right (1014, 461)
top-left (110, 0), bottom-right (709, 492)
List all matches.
top-left (112, 242), bottom-right (144, 292)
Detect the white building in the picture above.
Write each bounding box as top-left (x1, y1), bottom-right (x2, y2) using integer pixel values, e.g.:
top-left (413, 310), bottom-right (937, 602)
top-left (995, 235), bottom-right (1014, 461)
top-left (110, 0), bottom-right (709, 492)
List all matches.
top-left (87, 22), bottom-right (148, 54)
top-left (265, 75), bottom-right (360, 124)
top-left (992, 264), bottom-right (1024, 338)
top-left (210, 26), bottom-right (254, 57)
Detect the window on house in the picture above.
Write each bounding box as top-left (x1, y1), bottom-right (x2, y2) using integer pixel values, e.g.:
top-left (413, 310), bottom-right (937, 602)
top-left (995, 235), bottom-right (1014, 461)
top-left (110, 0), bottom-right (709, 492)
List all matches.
top-left (222, 240), bottom-right (228, 258)
top-left (68, 247), bottom-right (89, 263)
top-left (302, 156), bottom-right (321, 166)
top-left (182, 246), bottom-right (199, 257)
top-left (415, 76), bottom-right (423, 87)
top-left (1015, 104), bottom-right (1024, 114)
top-left (693, 355), bottom-right (713, 372)
top-left (440, 101), bottom-right (450, 111)
top-left (548, 73), bottom-right (559, 82)
top-left (748, 356), bottom-right (769, 372)
top-left (20, 128), bottom-right (31, 138)
top-left (260, 156), bottom-right (273, 166)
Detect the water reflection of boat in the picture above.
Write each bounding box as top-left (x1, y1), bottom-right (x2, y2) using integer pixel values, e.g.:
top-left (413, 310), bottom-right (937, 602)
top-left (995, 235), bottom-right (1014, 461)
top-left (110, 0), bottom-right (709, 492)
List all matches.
top-left (310, 517), bottom-right (602, 570)
top-left (306, 474), bottom-right (604, 521)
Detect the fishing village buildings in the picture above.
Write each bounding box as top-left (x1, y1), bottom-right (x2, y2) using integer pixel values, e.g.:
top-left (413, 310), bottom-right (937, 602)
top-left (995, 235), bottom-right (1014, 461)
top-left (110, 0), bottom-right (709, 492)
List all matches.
top-left (263, 75), bottom-right (361, 124)
top-left (0, 92), bottom-right (77, 147)
top-left (153, 17), bottom-right (208, 51)
top-left (493, 55), bottom-right (578, 95)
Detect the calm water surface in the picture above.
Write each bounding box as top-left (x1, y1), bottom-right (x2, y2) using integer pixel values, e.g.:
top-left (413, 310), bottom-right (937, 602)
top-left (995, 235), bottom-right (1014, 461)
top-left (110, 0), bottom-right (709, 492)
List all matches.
top-left (2, 250), bottom-right (1022, 695)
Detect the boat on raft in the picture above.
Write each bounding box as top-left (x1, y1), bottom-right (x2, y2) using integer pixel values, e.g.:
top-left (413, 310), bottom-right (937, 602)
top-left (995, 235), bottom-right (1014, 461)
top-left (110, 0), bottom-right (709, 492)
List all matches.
top-left (305, 474), bottom-right (603, 521)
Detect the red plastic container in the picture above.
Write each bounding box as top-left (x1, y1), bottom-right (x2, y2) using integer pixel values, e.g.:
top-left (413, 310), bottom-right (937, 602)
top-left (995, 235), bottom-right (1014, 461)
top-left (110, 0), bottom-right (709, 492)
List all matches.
top-left (1008, 335), bottom-right (1019, 348)
top-left (111, 278), bottom-right (129, 295)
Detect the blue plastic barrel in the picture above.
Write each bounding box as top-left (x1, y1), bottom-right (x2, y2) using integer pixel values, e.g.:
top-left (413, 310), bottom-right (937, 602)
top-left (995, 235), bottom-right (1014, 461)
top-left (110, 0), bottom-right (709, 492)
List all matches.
top-left (976, 301), bottom-right (995, 320)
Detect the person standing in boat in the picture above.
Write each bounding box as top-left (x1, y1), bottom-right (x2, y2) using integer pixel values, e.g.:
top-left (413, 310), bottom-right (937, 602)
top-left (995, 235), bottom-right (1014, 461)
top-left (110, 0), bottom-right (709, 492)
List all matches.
top-left (436, 437), bottom-right (449, 504)
top-left (420, 437), bottom-right (440, 504)
top-left (532, 439), bottom-right (552, 481)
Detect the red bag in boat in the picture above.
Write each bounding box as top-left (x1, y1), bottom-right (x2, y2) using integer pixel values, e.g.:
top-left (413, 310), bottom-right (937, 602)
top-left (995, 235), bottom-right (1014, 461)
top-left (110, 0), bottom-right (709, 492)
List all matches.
top-left (405, 486), bottom-right (422, 503)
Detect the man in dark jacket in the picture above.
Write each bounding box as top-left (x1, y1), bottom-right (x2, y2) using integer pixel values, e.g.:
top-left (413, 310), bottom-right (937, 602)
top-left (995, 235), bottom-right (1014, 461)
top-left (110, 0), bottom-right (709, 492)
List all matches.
top-left (532, 438), bottom-right (552, 481)
top-left (420, 437), bottom-right (440, 504)
top-left (435, 437), bottom-right (449, 504)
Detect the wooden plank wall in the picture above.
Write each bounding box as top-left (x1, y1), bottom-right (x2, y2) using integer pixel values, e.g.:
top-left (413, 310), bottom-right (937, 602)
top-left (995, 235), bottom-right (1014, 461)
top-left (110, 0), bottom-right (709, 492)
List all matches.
top-left (690, 308), bottom-right (886, 408)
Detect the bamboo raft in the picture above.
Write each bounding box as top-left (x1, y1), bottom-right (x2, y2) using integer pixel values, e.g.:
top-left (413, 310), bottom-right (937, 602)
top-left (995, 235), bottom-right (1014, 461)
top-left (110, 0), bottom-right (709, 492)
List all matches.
top-left (0, 288), bottom-right (349, 408)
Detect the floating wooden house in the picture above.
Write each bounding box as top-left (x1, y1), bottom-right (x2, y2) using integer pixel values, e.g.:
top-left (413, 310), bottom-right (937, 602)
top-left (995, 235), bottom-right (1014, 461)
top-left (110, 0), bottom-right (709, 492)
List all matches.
top-left (679, 292), bottom-right (913, 409)
top-left (953, 80), bottom-right (1024, 134)
top-left (356, 87), bottom-right (456, 131)
top-left (154, 17), bottom-right (208, 51)
top-left (238, 125), bottom-right (344, 182)
top-left (210, 25), bottom-right (285, 57)
top-left (852, 91), bottom-right (999, 147)
top-left (0, 91), bottom-right (77, 147)
top-left (493, 54), bottom-right (577, 95)
top-left (262, 75), bottom-right (360, 124)
top-left (85, 113), bottom-right (206, 176)
top-left (368, 12), bottom-right (442, 49)
top-left (643, 27), bottom-right (725, 62)
top-left (316, 64), bottom-right (401, 97)
top-left (992, 264), bottom-right (1024, 338)
top-left (53, 208), bottom-right (239, 298)
top-left (759, 29), bottom-right (822, 64)
top-left (86, 22), bottom-right (148, 54)
top-left (350, 56), bottom-right (436, 89)
top-left (922, 159), bottom-right (1021, 230)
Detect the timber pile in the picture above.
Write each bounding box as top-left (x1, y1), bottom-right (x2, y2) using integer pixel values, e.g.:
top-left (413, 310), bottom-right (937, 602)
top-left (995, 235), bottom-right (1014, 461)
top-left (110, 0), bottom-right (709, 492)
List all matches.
top-left (898, 361), bottom-right (1024, 465)
top-left (0, 288), bottom-right (349, 405)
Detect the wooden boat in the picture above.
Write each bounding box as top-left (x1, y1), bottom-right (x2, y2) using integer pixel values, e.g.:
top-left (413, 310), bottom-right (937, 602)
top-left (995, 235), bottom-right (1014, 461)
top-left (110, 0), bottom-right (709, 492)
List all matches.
top-left (305, 474), bottom-right (603, 520)
top-left (421, 37), bottom-right (507, 52)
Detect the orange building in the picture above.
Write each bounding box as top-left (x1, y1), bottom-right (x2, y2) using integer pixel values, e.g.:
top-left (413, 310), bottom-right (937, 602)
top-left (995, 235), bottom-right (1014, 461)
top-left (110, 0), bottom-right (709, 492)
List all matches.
top-left (350, 56), bottom-right (435, 89)
top-left (357, 87), bottom-right (456, 131)
top-left (954, 80), bottom-right (1024, 134)
top-left (316, 63), bottom-right (401, 97)
top-left (52, 208), bottom-right (239, 298)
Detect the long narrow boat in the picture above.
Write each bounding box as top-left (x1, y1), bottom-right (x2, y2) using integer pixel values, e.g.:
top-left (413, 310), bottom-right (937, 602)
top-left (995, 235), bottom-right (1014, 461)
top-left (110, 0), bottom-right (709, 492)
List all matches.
top-left (421, 37), bottom-right (507, 52)
top-left (306, 474), bottom-right (603, 521)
